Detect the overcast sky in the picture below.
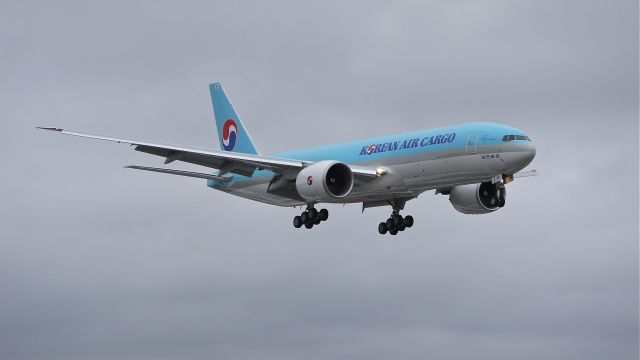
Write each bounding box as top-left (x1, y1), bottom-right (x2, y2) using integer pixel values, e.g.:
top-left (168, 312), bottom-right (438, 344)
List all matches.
top-left (1, 1), bottom-right (638, 359)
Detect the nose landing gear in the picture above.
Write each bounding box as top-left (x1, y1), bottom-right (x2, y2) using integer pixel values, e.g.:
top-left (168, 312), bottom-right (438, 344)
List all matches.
top-left (293, 205), bottom-right (329, 229)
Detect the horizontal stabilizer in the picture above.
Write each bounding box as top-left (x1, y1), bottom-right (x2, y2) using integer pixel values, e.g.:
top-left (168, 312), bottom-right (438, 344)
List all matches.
top-left (124, 165), bottom-right (232, 181)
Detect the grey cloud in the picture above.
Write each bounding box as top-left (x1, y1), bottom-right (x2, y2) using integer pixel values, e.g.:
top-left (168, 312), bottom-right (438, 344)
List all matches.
top-left (0, 0), bottom-right (637, 359)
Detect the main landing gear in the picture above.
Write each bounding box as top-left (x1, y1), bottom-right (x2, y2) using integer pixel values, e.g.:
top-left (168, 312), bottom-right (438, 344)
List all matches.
top-left (376, 198), bottom-right (414, 235)
top-left (378, 211), bottom-right (414, 235)
top-left (293, 205), bottom-right (329, 229)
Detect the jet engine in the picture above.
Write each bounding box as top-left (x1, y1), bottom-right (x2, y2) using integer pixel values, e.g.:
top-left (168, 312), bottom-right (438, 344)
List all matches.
top-left (449, 182), bottom-right (506, 214)
top-left (296, 161), bottom-right (354, 202)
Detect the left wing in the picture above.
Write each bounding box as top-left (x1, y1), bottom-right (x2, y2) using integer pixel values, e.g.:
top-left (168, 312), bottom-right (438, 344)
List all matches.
top-left (38, 127), bottom-right (378, 179)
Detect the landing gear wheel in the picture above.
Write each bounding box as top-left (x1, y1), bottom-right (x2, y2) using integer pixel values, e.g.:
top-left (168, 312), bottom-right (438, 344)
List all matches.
top-left (304, 222), bottom-right (314, 229)
top-left (378, 222), bottom-right (387, 234)
top-left (389, 228), bottom-right (398, 235)
top-left (314, 217), bottom-right (322, 225)
top-left (403, 215), bottom-right (414, 228)
top-left (386, 218), bottom-right (394, 230)
top-left (398, 224), bottom-right (406, 231)
top-left (393, 215), bottom-right (403, 226)
top-left (300, 212), bottom-right (309, 224)
top-left (498, 197), bottom-right (506, 207)
top-left (319, 209), bottom-right (329, 221)
top-left (308, 208), bottom-right (318, 220)
top-left (293, 216), bottom-right (302, 228)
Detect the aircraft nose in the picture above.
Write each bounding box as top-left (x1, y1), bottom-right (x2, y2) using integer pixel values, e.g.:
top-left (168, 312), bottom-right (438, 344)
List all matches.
top-left (520, 141), bottom-right (536, 165)
top-left (526, 146), bottom-right (536, 163)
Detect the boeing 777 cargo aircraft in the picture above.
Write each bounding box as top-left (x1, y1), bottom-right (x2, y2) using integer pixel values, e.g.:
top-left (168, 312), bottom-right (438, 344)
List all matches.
top-left (40, 83), bottom-right (537, 235)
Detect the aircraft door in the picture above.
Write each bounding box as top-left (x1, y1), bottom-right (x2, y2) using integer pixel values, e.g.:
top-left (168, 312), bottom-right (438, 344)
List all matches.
top-left (466, 132), bottom-right (479, 154)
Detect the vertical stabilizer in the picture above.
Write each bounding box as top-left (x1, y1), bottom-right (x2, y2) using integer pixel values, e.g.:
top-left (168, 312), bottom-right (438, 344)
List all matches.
top-left (209, 83), bottom-right (259, 154)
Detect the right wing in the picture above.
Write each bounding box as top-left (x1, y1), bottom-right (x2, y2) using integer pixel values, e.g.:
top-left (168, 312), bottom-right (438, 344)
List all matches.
top-left (513, 169), bottom-right (538, 178)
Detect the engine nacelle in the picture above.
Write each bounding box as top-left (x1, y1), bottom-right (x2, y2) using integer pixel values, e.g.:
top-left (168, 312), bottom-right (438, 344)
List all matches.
top-left (449, 182), bottom-right (506, 214)
top-left (296, 161), bottom-right (354, 202)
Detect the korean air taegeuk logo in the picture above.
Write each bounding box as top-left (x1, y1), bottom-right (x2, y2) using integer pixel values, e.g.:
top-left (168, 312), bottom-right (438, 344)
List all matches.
top-left (222, 119), bottom-right (238, 151)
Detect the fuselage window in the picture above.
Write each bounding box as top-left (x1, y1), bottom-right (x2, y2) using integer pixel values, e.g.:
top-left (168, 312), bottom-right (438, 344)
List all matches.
top-left (502, 134), bottom-right (531, 142)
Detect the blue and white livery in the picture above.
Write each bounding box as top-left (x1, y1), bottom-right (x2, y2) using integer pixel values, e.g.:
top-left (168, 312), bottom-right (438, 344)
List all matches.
top-left (39, 83), bottom-right (537, 235)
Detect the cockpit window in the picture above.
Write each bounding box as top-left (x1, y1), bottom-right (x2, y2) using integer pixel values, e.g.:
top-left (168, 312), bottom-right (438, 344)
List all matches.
top-left (502, 134), bottom-right (532, 142)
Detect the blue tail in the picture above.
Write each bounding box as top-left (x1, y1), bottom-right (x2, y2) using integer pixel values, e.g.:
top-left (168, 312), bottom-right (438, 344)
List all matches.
top-left (209, 83), bottom-right (259, 154)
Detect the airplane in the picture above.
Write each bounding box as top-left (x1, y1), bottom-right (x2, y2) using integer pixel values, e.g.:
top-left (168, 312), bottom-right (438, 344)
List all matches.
top-left (39, 82), bottom-right (537, 235)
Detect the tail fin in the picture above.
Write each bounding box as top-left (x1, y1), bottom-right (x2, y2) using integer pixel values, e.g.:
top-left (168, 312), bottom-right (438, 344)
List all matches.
top-left (209, 82), bottom-right (259, 154)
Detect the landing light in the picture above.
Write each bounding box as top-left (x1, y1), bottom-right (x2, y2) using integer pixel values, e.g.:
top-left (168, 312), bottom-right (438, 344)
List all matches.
top-left (376, 167), bottom-right (387, 176)
top-left (503, 174), bottom-right (514, 184)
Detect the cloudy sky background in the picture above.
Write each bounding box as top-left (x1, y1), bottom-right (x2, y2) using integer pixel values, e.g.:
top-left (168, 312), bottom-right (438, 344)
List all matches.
top-left (1, 1), bottom-right (638, 359)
